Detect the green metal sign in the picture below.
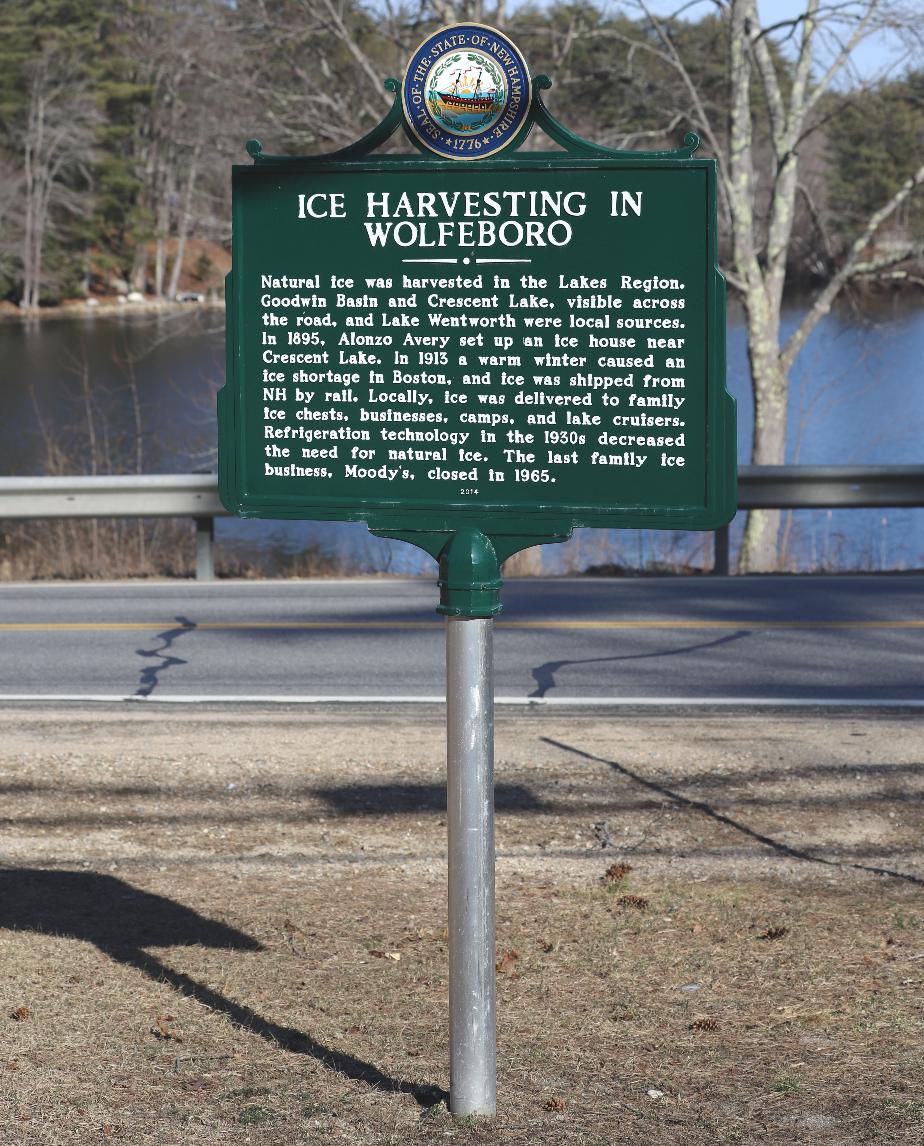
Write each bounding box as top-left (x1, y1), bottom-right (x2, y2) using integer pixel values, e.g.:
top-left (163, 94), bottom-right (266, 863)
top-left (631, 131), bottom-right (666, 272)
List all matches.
top-left (219, 56), bottom-right (735, 615)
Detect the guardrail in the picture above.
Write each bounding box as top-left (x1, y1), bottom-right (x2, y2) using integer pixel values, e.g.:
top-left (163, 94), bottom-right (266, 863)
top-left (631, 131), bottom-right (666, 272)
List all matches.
top-left (1, 466), bottom-right (922, 579)
top-left (0, 475), bottom-right (226, 581)
top-left (715, 465), bottom-right (924, 575)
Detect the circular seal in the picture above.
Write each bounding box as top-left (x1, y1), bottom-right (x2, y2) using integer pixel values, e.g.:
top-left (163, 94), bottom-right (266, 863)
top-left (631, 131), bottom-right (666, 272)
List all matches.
top-left (402, 24), bottom-right (531, 160)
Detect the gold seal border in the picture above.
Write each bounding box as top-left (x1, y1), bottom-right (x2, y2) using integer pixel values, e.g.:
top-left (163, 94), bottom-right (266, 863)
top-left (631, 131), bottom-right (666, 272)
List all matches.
top-left (401, 22), bottom-right (533, 162)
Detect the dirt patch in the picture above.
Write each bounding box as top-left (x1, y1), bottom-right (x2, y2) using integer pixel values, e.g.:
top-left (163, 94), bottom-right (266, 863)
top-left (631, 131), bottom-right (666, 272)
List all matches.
top-left (0, 707), bottom-right (922, 1145)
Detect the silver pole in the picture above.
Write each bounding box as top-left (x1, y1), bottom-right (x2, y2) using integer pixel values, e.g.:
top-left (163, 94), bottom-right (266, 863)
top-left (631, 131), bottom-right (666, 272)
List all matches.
top-left (446, 615), bottom-right (497, 1117)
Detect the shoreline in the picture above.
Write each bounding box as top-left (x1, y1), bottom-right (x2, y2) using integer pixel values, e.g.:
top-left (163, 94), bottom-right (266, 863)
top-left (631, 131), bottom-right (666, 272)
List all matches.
top-left (0, 298), bottom-right (226, 323)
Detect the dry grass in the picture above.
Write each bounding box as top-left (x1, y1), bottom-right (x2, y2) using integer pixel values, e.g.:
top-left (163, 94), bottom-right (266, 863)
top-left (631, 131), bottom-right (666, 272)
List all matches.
top-left (0, 707), bottom-right (922, 1145)
top-left (0, 519), bottom-right (351, 581)
top-left (0, 518), bottom-right (196, 581)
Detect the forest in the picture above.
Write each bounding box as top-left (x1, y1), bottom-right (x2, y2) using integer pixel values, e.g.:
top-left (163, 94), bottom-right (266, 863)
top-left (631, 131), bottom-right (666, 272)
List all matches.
top-left (1, 0), bottom-right (923, 575)
top-left (0, 0), bottom-right (921, 311)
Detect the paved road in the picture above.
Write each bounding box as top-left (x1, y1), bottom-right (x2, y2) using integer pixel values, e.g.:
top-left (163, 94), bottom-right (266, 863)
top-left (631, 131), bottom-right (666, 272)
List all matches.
top-left (0, 575), bottom-right (921, 703)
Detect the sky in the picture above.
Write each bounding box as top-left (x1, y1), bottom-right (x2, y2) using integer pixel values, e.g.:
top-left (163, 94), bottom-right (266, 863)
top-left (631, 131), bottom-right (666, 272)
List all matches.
top-left (758, 0), bottom-right (914, 81)
top-left (638, 0), bottom-right (917, 83)
top-left (365, 3), bottom-right (919, 82)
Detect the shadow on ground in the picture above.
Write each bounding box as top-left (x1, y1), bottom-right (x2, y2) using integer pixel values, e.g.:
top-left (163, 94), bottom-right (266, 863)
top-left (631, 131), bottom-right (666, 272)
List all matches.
top-left (542, 737), bottom-right (924, 887)
top-left (529, 630), bottom-right (751, 697)
top-left (134, 616), bottom-right (196, 698)
top-left (315, 781), bottom-right (542, 815)
top-left (0, 867), bottom-right (447, 1106)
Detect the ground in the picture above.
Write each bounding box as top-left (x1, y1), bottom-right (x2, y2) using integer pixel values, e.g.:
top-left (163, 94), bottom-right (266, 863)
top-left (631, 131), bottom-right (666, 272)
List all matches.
top-left (0, 706), bottom-right (921, 1145)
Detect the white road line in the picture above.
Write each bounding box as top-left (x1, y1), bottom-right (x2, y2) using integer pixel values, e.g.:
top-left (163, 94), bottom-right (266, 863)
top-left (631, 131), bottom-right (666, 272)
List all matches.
top-left (0, 694), bottom-right (920, 707)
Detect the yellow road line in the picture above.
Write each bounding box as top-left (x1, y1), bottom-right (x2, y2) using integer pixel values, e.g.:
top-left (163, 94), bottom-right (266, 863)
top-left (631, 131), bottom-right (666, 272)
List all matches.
top-left (0, 620), bottom-right (922, 632)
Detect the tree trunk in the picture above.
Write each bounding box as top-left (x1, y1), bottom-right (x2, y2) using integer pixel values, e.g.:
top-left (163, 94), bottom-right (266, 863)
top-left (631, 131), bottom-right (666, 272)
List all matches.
top-left (31, 204), bottom-right (46, 309)
top-left (738, 305), bottom-right (788, 572)
top-left (21, 106), bottom-right (38, 308)
top-left (154, 232), bottom-right (166, 299)
top-left (130, 245), bottom-right (148, 293)
top-left (165, 148), bottom-right (199, 301)
top-left (153, 170), bottom-right (168, 299)
top-left (502, 546), bottom-right (543, 577)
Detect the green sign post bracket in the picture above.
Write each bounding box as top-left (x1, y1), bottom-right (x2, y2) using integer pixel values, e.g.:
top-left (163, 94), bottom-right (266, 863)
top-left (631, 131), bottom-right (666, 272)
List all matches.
top-left (371, 525), bottom-right (571, 617)
top-left (219, 74), bottom-right (736, 618)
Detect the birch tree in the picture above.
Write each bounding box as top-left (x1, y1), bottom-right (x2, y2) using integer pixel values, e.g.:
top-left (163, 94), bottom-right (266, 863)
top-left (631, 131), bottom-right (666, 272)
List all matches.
top-left (114, 0), bottom-right (240, 297)
top-left (610, 0), bottom-right (923, 570)
top-left (17, 45), bottom-right (98, 309)
top-left (122, 5), bottom-right (201, 298)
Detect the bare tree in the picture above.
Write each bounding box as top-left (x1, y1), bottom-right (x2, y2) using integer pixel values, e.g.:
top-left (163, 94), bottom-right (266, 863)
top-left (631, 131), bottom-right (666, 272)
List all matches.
top-left (16, 45), bottom-right (98, 309)
top-left (608, 0), bottom-right (922, 570)
top-left (0, 155), bottom-right (23, 284)
top-left (115, 0), bottom-right (242, 298)
top-left (124, 8), bottom-right (200, 298)
top-left (727, 0), bottom-right (923, 569)
top-left (164, 141), bottom-right (202, 300)
top-left (243, 0), bottom-right (515, 156)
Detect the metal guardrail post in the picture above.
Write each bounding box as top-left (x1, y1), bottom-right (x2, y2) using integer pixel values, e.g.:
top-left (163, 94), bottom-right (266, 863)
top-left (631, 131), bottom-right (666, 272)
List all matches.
top-left (713, 525), bottom-right (730, 576)
top-left (195, 517), bottom-right (215, 581)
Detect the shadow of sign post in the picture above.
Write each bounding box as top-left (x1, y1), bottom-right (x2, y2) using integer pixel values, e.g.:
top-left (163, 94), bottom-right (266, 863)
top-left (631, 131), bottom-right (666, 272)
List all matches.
top-left (0, 868), bottom-right (446, 1105)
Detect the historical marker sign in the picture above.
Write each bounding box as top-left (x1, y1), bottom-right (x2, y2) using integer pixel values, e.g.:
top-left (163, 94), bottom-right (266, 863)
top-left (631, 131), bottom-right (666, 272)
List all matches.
top-left (219, 47), bottom-right (735, 542)
top-left (218, 26), bottom-right (738, 1119)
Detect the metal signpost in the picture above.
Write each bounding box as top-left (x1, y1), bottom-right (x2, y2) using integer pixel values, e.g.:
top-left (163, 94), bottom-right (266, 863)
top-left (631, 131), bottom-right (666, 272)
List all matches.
top-left (219, 23), bottom-right (735, 1117)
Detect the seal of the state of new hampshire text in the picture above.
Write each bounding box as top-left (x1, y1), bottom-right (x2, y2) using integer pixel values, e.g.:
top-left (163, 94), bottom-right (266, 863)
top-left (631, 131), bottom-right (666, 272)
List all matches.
top-left (402, 24), bottom-right (531, 160)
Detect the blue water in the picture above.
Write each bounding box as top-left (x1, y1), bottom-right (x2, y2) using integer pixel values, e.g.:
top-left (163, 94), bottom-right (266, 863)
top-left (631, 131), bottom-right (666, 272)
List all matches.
top-left (551, 292), bottom-right (924, 574)
top-left (435, 106), bottom-right (499, 130)
top-left (0, 294), bottom-right (921, 573)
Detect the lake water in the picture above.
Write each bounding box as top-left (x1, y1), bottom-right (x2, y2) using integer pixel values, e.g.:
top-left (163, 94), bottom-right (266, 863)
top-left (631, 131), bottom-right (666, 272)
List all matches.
top-left (1, 295), bottom-right (922, 573)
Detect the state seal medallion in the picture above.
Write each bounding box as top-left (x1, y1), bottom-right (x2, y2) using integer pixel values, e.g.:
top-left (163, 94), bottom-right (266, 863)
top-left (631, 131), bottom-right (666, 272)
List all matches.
top-left (402, 24), bottom-right (531, 160)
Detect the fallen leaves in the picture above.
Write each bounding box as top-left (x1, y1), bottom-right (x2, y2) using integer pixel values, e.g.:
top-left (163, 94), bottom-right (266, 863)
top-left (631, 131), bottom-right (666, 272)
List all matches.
top-left (544, 1096), bottom-right (566, 1112)
top-left (496, 950), bottom-right (520, 974)
top-left (617, 894), bottom-right (649, 911)
top-left (10, 1007), bottom-right (31, 1022)
top-left (282, 917), bottom-right (311, 957)
top-left (151, 1016), bottom-right (183, 1042)
top-left (602, 861), bottom-right (633, 884)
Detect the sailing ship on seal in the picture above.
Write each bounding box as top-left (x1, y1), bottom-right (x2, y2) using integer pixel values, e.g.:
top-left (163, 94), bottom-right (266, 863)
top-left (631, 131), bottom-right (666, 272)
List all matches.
top-left (436, 65), bottom-right (499, 114)
top-left (424, 50), bottom-right (508, 135)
